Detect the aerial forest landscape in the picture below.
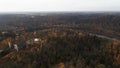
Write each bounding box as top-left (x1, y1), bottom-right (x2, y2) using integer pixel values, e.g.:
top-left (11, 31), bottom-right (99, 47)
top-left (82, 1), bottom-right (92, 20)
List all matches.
top-left (0, 12), bottom-right (120, 68)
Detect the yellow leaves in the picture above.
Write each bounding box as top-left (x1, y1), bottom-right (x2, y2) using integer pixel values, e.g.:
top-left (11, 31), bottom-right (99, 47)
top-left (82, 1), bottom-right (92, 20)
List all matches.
top-left (78, 32), bottom-right (85, 37)
top-left (58, 62), bottom-right (65, 68)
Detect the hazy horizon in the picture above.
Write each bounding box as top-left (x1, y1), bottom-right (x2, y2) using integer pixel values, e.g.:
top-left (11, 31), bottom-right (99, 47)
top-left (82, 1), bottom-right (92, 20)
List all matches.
top-left (0, 0), bottom-right (120, 12)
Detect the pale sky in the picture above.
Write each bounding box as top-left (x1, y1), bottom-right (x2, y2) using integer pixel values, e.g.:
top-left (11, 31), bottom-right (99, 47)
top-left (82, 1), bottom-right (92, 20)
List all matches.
top-left (0, 0), bottom-right (120, 12)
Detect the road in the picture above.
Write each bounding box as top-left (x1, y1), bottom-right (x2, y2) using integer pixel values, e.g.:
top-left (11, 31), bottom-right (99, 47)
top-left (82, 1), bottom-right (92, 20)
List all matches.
top-left (89, 33), bottom-right (120, 42)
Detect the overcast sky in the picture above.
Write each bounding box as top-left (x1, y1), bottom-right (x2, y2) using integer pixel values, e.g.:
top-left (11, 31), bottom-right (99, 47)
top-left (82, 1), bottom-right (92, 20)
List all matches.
top-left (0, 0), bottom-right (120, 12)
